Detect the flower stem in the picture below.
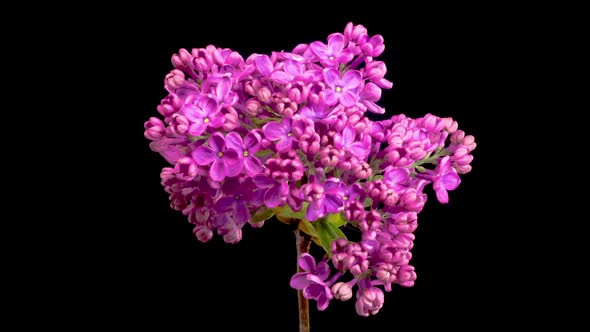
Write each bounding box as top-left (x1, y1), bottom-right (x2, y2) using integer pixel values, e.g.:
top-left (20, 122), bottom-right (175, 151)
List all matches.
top-left (295, 227), bottom-right (311, 332)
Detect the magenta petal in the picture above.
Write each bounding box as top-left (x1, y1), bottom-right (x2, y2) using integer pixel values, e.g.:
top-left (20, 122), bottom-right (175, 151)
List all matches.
top-left (224, 132), bottom-right (244, 152)
top-left (209, 132), bottom-right (225, 152)
top-left (214, 196), bottom-right (235, 213)
top-left (310, 41), bottom-right (329, 58)
top-left (341, 70), bottom-right (362, 89)
top-left (298, 253), bottom-right (316, 272)
top-left (342, 126), bottom-right (355, 145)
top-left (324, 90), bottom-right (338, 106)
top-left (182, 104), bottom-right (207, 122)
top-left (263, 121), bottom-right (285, 140)
top-left (284, 59), bottom-right (303, 77)
top-left (290, 273), bottom-right (310, 289)
top-left (349, 142), bottom-right (369, 158)
top-left (442, 172), bottom-right (461, 190)
top-left (234, 201), bottom-right (249, 223)
top-left (306, 203), bottom-right (325, 221)
top-left (192, 146), bottom-right (216, 165)
top-left (304, 284), bottom-right (323, 299)
top-left (436, 187), bottom-right (449, 204)
top-left (264, 184), bottom-right (284, 208)
top-left (222, 149), bottom-right (242, 176)
top-left (323, 195), bottom-right (343, 213)
top-left (252, 174), bottom-right (275, 188)
top-left (216, 77), bottom-right (232, 98)
top-left (270, 71), bottom-right (292, 84)
top-left (316, 261), bottom-right (330, 280)
top-left (339, 91), bottom-right (357, 107)
top-left (327, 33), bottom-right (345, 53)
top-left (243, 132), bottom-right (261, 151)
top-left (243, 157), bottom-right (263, 176)
top-left (337, 49), bottom-right (354, 63)
top-left (255, 54), bottom-right (273, 77)
top-left (199, 96), bottom-right (219, 114)
top-left (386, 168), bottom-right (410, 183)
top-left (187, 121), bottom-right (206, 136)
top-left (316, 291), bottom-right (331, 311)
top-left (275, 137), bottom-right (293, 152)
top-left (210, 159), bottom-right (226, 182)
top-left (323, 68), bottom-right (340, 87)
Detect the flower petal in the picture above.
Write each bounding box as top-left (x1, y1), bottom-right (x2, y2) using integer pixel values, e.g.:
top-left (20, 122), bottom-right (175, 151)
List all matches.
top-left (341, 70), bottom-right (362, 90)
top-left (264, 184), bottom-right (284, 208)
top-left (284, 59), bottom-right (303, 77)
top-left (298, 253), bottom-right (316, 272)
top-left (182, 103), bottom-right (207, 122)
top-left (198, 96), bottom-right (219, 114)
top-left (270, 71), bottom-right (292, 84)
top-left (309, 41), bottom-right (329, 58)
top-left (209, 132), bottom-right (225, 152)
top-left (442, 171), bottom-right (461, 190)
top-left (255, 54), bottom-right (273, 78)
top-left (192, 146), bottom-right (216, 165)
top-left (210, 159), bottom-right (226, 182)
top-left (187, 120), bottom-right (206, 137)
top-left (243, 157), bottom-right (263, 176)
top-left (324, 90), bottom-right (338, 106)
top-left (290, 273), bottom-right (310, 290)
top-left (435, 187), bottom-right (449, 204)
top-left (303, 284), bottom-right (323, 299)
top-left (263, 121), bottom-right (286, 141)
top-left (323, 194), bottom-right (344, 213)
top-left (306, 203), bottom-right (326, 221)
top-left (322, 68), bottom-right (340, 87)
top-left (243, 132), bottom-right (261, 151)
top-left (339, 91), bottom-right (358, 107)
top-left (252, 174), bottom-right (275, 188)
top-left (216, 77), bottom-right (232, 99)
top-left (275, 137), bottom-right (293, 152)
top-left (224, 132), bottom-right (244, 153)
top-left (327, 33), bottom-right (345, 53)
top-left (234, 201), bottom-right (249, 224)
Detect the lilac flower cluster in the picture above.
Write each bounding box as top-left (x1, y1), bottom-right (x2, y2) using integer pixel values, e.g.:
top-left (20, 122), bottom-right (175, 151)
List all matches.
top-left (144, 22), bottom-right (476, 316)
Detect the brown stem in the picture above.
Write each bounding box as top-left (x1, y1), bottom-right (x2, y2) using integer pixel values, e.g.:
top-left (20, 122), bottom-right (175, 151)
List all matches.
top-left (295, 227), bottom-right (311, 332)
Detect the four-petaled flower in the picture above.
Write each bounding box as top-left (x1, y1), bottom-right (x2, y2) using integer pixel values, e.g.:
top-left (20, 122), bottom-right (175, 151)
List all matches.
top-left (225, 131), bottom-right (263, 176)
top-left (192, 132), bottom-right (240, 182)
top-left (432, 156), bottom-right (461, 203)
top-left (302, 177), bottom-right (346, 221)
top-left (323, 68), bottom-right (362, 107)
top-left (310, 33), bottom-right (354, 68)
top-left (290, 253), bottom-right (334, 311)
top-left (263, 117), bottom-right (295, 152)
top-left (182, 95), bottom-right (224, 136)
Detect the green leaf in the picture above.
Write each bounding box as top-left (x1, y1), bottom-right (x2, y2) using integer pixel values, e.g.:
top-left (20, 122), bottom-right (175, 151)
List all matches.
top-left (255, 149), bottom-right (273, 158)
top-left (363, 197), bottom-right (373, 207)
top-left (315, 216), bottom-right (347, 255)
top-left (273, 202), bottom-right (308, 221)
top-left (326, 213), bottom-right (346, 228)
top-left (252, 208), bottom-right (275, 223)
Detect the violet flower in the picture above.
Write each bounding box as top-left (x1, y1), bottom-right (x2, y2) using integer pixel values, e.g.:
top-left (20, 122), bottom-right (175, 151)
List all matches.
top-left (323, 68), bottom-right (362, 107)
top-left (191, 132), bottom-right (240, 182)
top-left (263, 118), bottom-right (295, 152)
top-left (181, 95), bottom-right (224, 136)
top-left (290, 253), bottom-right (333, 311)
top-left (431, 156), bottom-right (461, 203)
top-left (224, 131), bottom-right (263, 177)
top-left (302, 177), bottom-right (346, 221)
top-left (310, 33), bottom-right (354, 67)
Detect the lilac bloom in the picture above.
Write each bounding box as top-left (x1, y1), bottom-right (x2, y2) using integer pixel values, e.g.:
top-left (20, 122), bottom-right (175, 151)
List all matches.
top-left (384, 167), bottom-right (410, 192)
top-left (323, 68), bottom-right (362, 107)
top-left (310, 33), bottom-right (354, 67)
top-left (252, 174), bottom-right (288, 208)
top-left (432, 156), bottom-right (461, 204)
top-left (270, 59), bottom-right (321, 84)
top-left (333, 126), bottom-right (370, 159)
top-left (207, 75), bottom-right (238, 108)
top-left (225, 131), bottom-right (263, 176)
top-left (213, 177), bottom-right (253, 226)
top-left (191, 132), bottom-right (240, 182)
top-left (299, 104), bottom-right (342, 124)
top-left (263, 118), bottom-right (295, 152)
top-left (303, 177), bottom-right (346, 221)
top-left (181, 95), bottom-right (224, 136)
top-left (342, 183), bottom-right (363, 204)
top-left (254, 54), bottom-right (274, 78)
top-left (290, 253), bottom-right (333, 311)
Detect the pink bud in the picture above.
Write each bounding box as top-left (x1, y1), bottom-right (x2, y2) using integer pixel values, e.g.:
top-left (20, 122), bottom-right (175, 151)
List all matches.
top-left (332, 282), bottom-right (353, 301)
top-left (144, 117), bottom-right (166, 140)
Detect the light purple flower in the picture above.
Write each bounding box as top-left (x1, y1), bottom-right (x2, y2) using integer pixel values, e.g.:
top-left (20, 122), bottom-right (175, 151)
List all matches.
top-left (310, 33), bottom-right (354, 67)
top-left (299, 103), bottom-right (341, 124)
top-left (432, 156), bottom-right (461, 203)
top-left (252, 174), bottom-right (288, 208)
top-left (181, 95), bottom-right (224, 136)
top-left (225, 131), bottom-right (263, 176)
top-left (355, 280), bottom-right (384, 317)
top-left (263, 118), bottom-right (295, 152)
top-left (191, 132), bottom-right (240, 182)
top-left (334, 126), bottom-right (370, 159)
top-left (213, 177), bottom-right (253, 225)
top-left (290, 253), bottom-right (333, 311)
top-left (323, 68), bottom-right (362, 107)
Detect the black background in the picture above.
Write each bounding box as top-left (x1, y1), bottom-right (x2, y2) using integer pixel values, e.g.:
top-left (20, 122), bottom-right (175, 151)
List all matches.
top-left (92, 6), bottom-right (509, 331)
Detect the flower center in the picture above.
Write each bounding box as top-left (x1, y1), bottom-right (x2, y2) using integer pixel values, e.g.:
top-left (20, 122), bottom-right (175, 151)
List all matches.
top-left (243, 151), bottom-right (249, 157)
top-left (343, 195), bottom-right (348, 201)
top-left (287, 133), bottom-right (293, 137)
top-left (329, 56), bottom-right (335, 60)
top-left (335, 86), bottom-right (342, 93)
top-left (204, 118), bottom-right (210, 123)
top-left (234, 194), bottom-right (241, 200)
top-left (217, 151), bottom-right (223, 157)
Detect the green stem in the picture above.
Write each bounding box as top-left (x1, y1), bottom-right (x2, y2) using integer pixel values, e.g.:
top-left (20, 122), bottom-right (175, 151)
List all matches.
top-left (295, 228), bottom-right (311, 332)
top-left (412, 148), bottom-right (451, 168)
